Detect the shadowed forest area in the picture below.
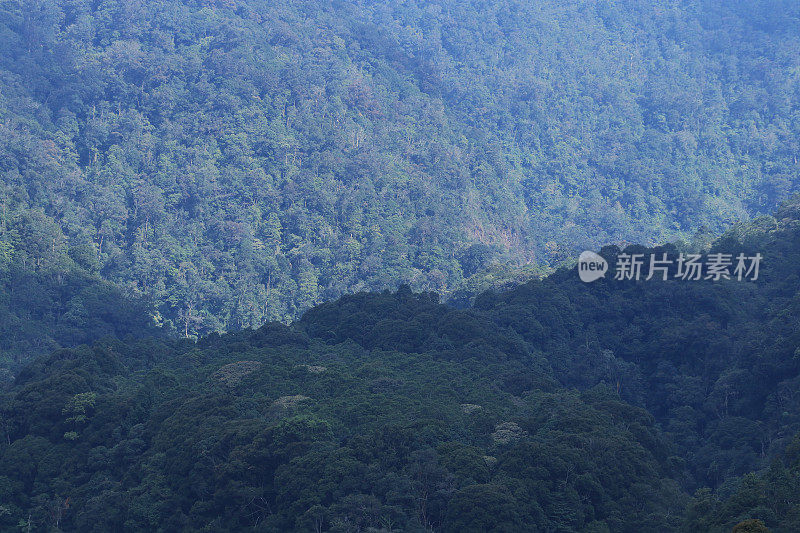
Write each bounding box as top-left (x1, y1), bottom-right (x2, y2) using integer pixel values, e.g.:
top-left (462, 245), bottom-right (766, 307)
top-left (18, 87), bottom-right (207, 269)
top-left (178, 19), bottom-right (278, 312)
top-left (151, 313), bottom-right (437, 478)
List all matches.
top-left (1, 1), bottom-right (800, 531)
top-left (1, 198), bottom-right (799, 531)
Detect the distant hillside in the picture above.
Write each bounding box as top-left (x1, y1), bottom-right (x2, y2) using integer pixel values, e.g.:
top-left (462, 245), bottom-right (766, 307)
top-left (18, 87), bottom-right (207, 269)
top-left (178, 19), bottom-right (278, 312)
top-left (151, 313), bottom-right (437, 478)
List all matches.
top-left (2, 0), bottom-right (800, 335)
top-left (0, 207), bottom-right (162, 379)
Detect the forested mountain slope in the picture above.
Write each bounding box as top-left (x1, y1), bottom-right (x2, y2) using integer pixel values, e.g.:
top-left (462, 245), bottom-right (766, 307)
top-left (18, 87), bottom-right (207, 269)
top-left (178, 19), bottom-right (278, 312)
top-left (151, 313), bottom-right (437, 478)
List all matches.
top-left (0, 207), bottom-right (164, 379)
top-left (0, 295), bottom-right (688, 532)
top-left (475, 198), bottom-right (800, 492)
top-left (2, 0), bottom-right (799, 336)
top-left (2, 199), bottom-right (800, 531)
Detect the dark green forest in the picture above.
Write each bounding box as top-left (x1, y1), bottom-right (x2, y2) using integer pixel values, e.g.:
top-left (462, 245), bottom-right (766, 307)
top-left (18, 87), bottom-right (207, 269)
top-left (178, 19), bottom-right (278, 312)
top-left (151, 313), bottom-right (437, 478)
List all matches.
top-left (1, 0), bottom-right (799, 343)
top-left (2, 198), bottom-right (800, 531)
top-left (3, 0), bottom-right (800, 531)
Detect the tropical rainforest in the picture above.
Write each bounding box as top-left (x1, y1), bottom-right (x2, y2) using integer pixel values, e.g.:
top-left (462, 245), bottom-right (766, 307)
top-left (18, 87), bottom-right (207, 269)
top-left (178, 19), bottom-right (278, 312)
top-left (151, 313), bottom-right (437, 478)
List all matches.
top-left (2, 0), bottom-right (800, 344)
top-left (2, 197), bottom-right (800, 531)
top-left (1, 0), bottom-right (800, 531)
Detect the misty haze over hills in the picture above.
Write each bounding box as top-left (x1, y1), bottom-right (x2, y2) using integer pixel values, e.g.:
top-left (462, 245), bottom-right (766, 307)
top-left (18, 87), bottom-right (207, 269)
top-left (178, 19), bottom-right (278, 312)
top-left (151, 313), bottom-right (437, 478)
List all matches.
top-left (1, 0), bottom-right (799, 337)
top-left (1, 1), bottom-right (800, 532)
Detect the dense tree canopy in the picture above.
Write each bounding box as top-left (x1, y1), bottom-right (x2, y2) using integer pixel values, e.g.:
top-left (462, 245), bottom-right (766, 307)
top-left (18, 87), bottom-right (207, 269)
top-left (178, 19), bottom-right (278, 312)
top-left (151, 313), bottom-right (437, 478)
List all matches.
top-left (1, 0), bottom-right (799, 339)
top-left (2, 197), bottom-right (800, 531)
top-left (2, 1), bottom-right (800, 529)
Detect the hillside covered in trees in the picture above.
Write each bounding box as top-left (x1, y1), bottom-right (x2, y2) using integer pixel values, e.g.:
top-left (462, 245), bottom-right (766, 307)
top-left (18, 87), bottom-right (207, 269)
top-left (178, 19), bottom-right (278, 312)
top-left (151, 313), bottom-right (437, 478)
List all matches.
top-left (2, 1), bottom-right (800, 530)
top-left (2, 0), bottom-right (799, 341)
top-left (2, 198), bottom-right (800, 531)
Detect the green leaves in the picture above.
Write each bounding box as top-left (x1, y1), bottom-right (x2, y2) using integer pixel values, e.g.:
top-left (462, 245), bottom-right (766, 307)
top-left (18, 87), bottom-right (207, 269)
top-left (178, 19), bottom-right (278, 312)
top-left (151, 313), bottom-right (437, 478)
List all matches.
top-left (62, 392), bottom-right (97, 439)
top-left (0, 240), bottom-right (12, 273)
top-left (62, 392), bottom-right (97, 425)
